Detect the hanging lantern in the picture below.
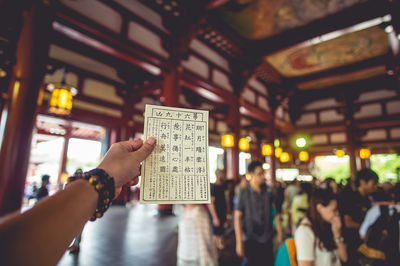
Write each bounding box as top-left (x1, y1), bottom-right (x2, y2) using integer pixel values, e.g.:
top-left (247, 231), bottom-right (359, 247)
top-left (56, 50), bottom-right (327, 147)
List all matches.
top-left (299, 151), bottom-right (309, 162)
top-left (335, 149), bottom-right (345, 158)
top-left (274, 138), bottom-right (280, 147)
top-left (275, 147), bottom-right (283, 158)
top-left (49, 84), bottom-right (73, 115)
top-left (221, 134), bottom-right (234, 148)
top-left (280, 152), bottom-right (290, 163)
top-left (239, 137), bottom-right (250, 151)
top-left (360, 148), bottom-right (371, 159)
top-left (262, 144), bottom-right (273, 156)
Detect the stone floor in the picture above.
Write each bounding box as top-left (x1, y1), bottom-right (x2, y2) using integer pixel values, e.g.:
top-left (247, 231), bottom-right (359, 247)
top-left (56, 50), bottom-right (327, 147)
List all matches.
top-left (58, 204), bottom-right (179, 266)
top-left (57, 204), bottom-right (241, 266)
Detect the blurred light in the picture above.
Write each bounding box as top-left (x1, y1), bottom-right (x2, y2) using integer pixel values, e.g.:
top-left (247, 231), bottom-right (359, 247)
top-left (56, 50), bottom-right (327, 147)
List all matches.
top-left (299, 151), bottom-right (309, 162)
top-left (262, 144), bottom-right (273, 156)
top-left (336, 149), bottom-right (345, 158)
top-left (360, 148), bottom-right (371, 159)
top-left (262, 163), bottom-right (270, 170)
top-left (221, 134), bottom-right (234, 148)
top-left (296, 137), bottom-right (307, 148)
top-left (0, 68), bottom-right (7, 78)
top-left (280, 152), bottom-right (290, 163)
top-left (275, 147), bottom-right (282, 158)
top-left (239, 137), bottom-right (250, 151)
top-left (297, 175), bottom-right (313, 182)
top-left (274, 139), bottom-right (280, 147)
top-left (385, 25), bottom-right (394, 34)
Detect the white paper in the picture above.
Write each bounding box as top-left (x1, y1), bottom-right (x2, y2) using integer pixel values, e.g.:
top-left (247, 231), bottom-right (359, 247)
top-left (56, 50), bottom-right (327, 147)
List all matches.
top-left (140, 104), bottom-right (210, 204)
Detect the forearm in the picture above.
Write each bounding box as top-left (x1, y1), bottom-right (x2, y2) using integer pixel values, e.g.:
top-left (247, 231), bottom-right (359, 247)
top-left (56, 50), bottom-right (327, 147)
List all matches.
top-left (225, 191), bottom-right (231, 214)
top-left (0, 179), bottom-right (97, 265)
top-left (234, 212), bottom-right (243, 245)
top-left (275, 214), bottom-right (283, 236)
top-left (209, 199), bottom-right (218, 221)
top-left (335, 240), bottom-right (347, 262)
top-left (344, 215), bottom-right (361, 229)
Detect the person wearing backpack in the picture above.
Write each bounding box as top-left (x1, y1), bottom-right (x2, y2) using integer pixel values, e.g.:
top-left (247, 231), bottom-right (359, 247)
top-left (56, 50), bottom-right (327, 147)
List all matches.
top-left (295, 188), bottom-right (347, 266)
top-left (358, 186), bottom-right (400, 266)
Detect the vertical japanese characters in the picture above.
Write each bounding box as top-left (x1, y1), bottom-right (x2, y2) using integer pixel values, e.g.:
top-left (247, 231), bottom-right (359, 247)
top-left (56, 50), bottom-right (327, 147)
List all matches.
top-left (141, 105), bottom-right (210, 204)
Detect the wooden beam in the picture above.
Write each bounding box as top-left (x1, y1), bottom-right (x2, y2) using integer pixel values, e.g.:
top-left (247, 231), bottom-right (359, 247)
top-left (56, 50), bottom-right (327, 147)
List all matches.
top-left (239, 101), bottom-right (272, 124)
top-left (53, 16), bottom-right (162, 75)
top-left (180, 70), bottom-right (231, 104)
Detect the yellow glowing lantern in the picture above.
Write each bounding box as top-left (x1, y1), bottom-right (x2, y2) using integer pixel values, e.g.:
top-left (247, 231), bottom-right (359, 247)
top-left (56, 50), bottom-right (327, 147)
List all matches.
top-left (274, 138), bottom-right (280, 147)
top-left (49, 84), bottom-right (73, 115)
top-left (275, 147), bottom-right (283, 158)
top-left (239, 137), bottom-right (250, 151)
top-left (360, 148), bottom-right (371, 159)
top-left (262, 144), bottom-right (273, 156)
top-left (335, 149), bottom-right (345, 158)
top-left (298, 151), bottom-right (309, 162)
top-left (280, 152), bottom-right (290, 163)
top-left (221, 134), bottom-right (234, 148)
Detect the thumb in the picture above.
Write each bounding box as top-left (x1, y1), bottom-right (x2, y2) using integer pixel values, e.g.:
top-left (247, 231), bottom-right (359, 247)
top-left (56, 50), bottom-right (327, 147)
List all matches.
top-left (133, 137), bottom-right (156, 161)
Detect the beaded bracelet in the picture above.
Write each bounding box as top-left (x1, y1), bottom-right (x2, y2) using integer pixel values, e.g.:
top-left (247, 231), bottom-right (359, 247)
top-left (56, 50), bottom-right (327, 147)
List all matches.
top-left (67, 168), bottom-right (115, 221)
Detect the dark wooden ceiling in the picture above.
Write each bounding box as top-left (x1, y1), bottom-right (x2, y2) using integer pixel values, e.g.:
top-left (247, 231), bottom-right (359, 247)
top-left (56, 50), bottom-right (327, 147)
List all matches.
top-left (0, 0), bottom-right (399, 153)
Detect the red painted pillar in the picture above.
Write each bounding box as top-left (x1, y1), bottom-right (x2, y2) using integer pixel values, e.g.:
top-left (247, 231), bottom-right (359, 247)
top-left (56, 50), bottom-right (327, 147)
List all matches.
top-left (226, 97), bottom-right (240, 181)
top-left (157, 63), bottom-right (182, 215)
top-left (270, 117), bottom-right (277, 184)
top-left (0, 3), bottom-right (53, 215)
top-left (58, 125), bottom-right (71, 184)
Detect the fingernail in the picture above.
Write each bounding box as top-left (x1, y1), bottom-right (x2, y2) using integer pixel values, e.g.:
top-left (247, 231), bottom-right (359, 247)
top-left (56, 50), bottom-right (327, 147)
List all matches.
top-left (145, 136), bottom-right (156, 146)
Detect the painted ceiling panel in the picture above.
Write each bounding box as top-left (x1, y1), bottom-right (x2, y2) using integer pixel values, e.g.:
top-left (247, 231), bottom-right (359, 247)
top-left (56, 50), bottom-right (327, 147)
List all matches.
top-left (265, 26), bottom-right (388, 77)
top-left (297, 65), bottom-right (386, 90)
top-left (218, 0), bottom-right (365, 40)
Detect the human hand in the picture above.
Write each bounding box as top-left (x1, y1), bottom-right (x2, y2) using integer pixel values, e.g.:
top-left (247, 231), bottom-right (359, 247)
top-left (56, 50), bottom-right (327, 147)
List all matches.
top-left (331, 214), bottom-right (342, 236)
top-left (236, 242), bottom-right (244, 257)
top-left (97, 137), bottom-right (156, 198)
top-left (213, 217), bottom-right (220, 227)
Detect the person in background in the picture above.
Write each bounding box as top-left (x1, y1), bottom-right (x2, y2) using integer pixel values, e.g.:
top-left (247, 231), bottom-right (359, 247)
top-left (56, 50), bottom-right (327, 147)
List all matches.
top-left (359, 185), bottom-right (400, 240)
top-left (325, 177), bottom-right (339, 194)
top-left (234, 175), bottom-right (248, 196)
top-left (27, 181), bottom-right (38, 205)
top-left (234, 161), bottom-right (283, 266)
top-left (0, 137), bottom-right (156, 265)
top-left (209, 169), bottom-right (228, 250)
top-left (291, 182), bottom-right (313, 233)
top-left (36, 174), bottom-right (50, 201)
top-left (338, 168), bottom-right (379, 266)
top-left (283, 180), bottom-right (300, 235)
top-left (295, 188), bottom-right (347, 266)
top-left (177, 204), bottom-right (218, 266)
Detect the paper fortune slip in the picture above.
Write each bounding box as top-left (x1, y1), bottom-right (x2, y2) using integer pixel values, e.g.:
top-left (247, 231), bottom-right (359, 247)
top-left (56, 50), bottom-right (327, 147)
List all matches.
top-left (140, 104), bottom-right (210, 204)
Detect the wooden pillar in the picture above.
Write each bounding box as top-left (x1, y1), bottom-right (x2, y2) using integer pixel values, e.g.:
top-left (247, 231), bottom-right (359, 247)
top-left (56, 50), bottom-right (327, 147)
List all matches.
top-left (345, 105), bottom-right (357, 179)
top-left (58, 125), bottom-right (72, 184)
top-left (0, 3), bottom-right (53, 215)
top-left (121, 93), bottom-right (135, 141)
top-left (269, 117), bottom-right (277, 183)
top-left (226, 97), bottom-right (240, 181)
top-left (156, 63), bottom-right (182, 215)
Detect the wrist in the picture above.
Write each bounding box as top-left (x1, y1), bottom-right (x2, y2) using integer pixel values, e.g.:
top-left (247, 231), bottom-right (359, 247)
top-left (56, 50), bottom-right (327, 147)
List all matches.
top-left (334, 235), bottom-right (344, 244)
top-left (67, 168), bottom-right (115, 221)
